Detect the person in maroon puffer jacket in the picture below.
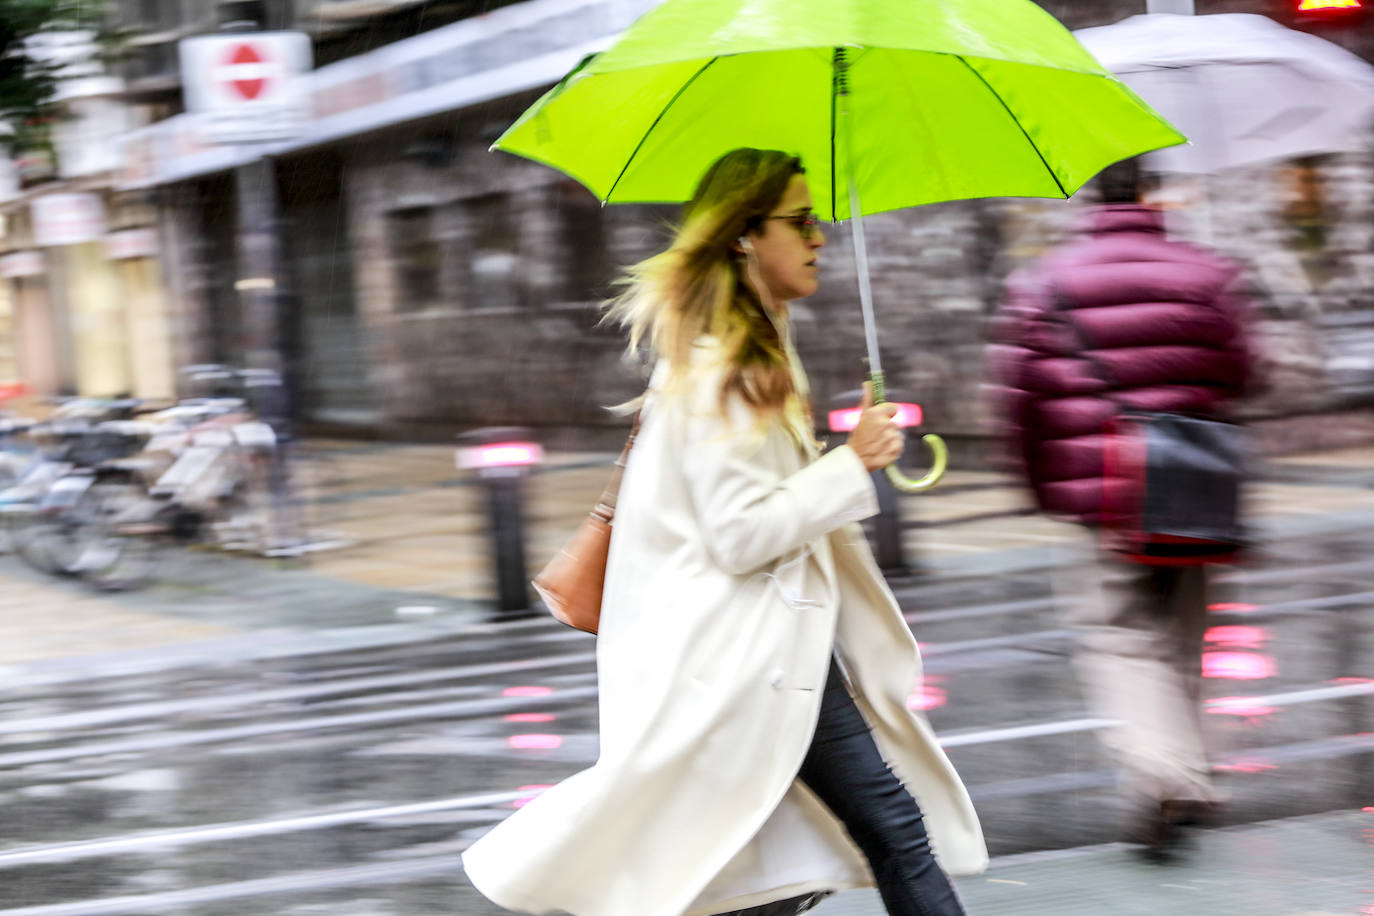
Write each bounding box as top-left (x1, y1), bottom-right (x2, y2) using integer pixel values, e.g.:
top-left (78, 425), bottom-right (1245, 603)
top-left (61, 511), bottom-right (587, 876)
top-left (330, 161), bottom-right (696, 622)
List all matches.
top-left (988, 157), bottom-right (1258, 860)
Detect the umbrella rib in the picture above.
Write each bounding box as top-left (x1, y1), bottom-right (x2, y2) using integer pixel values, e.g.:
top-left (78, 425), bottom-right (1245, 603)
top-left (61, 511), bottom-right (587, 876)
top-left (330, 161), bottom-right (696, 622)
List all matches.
top-left (955, 57), bottom-right (1068, 198)
top-left (604, 56), bottom-right (722, 203)
top-left (829, 47), bottom-right (839, 223)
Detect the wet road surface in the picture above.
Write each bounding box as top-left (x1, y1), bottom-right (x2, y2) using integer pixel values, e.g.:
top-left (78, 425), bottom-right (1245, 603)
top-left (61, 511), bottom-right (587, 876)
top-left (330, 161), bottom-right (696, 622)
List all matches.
top-left (0, 520), bottom-right (1368, 914)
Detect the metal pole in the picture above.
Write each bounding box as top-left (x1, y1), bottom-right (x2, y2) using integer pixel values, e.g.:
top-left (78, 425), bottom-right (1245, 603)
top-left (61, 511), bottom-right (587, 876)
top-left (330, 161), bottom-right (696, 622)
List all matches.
top-left (234, 156), bottom-right (300, 554)
top-left (233, 158), bottom-right (282, 383)
top-left (486, 474), bottom-right (532, 615)
top-left (870, 469), bottom-right (908, 575)
top-left (1146, 0), bottom-right (1194, 13)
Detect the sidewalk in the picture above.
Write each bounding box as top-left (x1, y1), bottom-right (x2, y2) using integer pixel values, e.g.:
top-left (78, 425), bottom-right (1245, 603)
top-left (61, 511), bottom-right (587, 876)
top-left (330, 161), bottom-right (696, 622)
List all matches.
top-left (0, 440), bottom-right (1371, 669)
top-left (293, 440), bottom-right (1374, 598)
top-left (0, 551), bottom-right (490, 674)
top-left (821, 809), bottom-right (1371, 915)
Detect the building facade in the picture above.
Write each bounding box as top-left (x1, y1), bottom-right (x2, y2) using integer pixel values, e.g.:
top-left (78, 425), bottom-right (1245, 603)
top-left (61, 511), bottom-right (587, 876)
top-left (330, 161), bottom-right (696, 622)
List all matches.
top-left (0, 30), bottom-right (177, 403)
top-left (9, 0), bottom-right (1371, 451)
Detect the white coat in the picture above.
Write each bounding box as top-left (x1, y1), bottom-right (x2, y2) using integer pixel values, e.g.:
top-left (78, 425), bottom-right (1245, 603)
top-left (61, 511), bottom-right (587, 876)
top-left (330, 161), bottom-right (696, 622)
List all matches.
top-left (463, 342), bottom-right (987, 916)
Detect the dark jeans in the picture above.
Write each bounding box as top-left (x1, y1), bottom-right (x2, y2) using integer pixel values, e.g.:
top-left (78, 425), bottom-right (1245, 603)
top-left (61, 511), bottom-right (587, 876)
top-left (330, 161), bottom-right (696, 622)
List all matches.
top-left (718, 660), bottom-right (966, 916)
top-left (796, 658), bottom-right (966, 916)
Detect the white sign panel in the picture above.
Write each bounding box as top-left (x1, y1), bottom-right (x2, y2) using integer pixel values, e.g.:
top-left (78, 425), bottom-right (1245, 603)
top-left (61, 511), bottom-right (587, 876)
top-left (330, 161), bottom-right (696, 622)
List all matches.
top-left (0, 251), bottom-right (46, 278)
top-left (32, 193), bottom-right (108, 248)
top-left (104, 228), bottom-right (159, 260)
top-left (179, 32), bottom-right (312, 144)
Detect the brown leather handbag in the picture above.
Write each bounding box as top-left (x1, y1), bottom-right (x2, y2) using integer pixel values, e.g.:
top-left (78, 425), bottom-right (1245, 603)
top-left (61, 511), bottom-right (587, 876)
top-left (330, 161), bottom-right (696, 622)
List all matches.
top-left (531, 411), bottom-right (642, 634)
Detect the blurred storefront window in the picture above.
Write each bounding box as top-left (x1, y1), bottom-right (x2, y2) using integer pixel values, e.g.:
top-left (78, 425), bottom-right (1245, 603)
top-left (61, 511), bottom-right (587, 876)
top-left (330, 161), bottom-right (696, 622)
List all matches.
top-left (556, 179), bottom-right (609, 303)
top-left (389, 206), bottom-right (441, 310)
top-left (466, 193), bottom-right (521, 311)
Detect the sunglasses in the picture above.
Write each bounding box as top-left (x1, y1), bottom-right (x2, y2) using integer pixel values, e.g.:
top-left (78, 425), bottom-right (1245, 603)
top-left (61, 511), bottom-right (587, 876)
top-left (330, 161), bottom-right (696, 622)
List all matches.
top-left (767, 211), bottom-right (822, 241)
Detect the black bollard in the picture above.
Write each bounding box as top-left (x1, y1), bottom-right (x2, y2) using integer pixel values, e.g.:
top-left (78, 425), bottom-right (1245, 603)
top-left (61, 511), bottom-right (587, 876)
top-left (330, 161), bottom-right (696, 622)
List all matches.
top-left (457, 428), bottom-right (543, 619)
top-left (827, 389), bottom-right (925, 577)
top-left (869, 465), bottom-right (907, 576)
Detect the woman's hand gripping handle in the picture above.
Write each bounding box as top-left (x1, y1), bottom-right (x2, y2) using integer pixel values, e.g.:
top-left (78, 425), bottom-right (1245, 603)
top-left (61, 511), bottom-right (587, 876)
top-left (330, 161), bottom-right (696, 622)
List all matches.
top-left (848, 375), bottom-right (949, 493)
top-left (846, 382), bottom-right (905, 472)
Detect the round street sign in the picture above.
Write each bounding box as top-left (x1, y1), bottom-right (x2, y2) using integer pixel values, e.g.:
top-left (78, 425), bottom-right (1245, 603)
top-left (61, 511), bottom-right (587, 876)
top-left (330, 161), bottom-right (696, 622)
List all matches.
top-left (180, 31), bottom-right (312, 143)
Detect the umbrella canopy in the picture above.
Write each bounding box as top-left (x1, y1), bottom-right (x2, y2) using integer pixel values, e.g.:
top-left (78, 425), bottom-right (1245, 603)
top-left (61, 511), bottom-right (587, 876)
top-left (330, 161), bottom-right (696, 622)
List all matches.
top-left (493, 0), bottom-right (1186, 493)
top-left (494, 0), bottom-right (1185, 220)
top-left (1076, 13), bottom-right (1374, 173)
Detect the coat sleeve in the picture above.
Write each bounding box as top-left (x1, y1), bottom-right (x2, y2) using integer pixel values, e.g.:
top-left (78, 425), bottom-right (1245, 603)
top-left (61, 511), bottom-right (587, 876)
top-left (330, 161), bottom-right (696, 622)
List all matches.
top-left (681, 394), bottom-right (879, 577)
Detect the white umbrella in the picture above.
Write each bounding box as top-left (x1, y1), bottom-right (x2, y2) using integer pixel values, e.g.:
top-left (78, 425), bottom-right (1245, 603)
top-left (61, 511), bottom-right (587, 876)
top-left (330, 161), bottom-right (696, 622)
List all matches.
top-left (1076, 13), bottom-right (1374, 173)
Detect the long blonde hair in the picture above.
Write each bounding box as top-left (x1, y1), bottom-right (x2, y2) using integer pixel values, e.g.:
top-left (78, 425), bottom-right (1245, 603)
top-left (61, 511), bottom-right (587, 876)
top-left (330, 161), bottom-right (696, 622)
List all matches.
top-left (605, 149), bottom-right (806, 426)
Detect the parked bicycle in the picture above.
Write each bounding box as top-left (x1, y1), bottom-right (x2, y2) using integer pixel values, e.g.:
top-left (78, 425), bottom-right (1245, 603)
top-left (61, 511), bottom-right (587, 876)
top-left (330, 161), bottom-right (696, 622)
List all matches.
top-left (63, 367), bottom-right (284, 590)
top-left (2, 399), bottom-right (150, 575)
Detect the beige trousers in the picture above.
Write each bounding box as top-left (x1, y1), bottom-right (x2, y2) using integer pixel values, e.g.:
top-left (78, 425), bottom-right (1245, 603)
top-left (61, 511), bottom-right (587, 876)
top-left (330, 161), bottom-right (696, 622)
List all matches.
top-left (1059, 539), bottom-right (1220, 808)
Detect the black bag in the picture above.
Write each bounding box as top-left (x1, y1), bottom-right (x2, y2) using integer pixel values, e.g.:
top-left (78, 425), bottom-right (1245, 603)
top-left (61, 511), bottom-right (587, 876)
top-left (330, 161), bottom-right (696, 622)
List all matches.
top-left (1050, 286), bottom-right (1248, 565)
top-left (1101, 410), bottom-right (1248, 564)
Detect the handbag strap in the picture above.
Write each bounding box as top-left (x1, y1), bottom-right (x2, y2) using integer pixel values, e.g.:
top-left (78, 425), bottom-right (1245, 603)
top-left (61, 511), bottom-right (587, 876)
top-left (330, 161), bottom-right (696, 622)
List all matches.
top-left (589, 405), bottom-right (644, 523)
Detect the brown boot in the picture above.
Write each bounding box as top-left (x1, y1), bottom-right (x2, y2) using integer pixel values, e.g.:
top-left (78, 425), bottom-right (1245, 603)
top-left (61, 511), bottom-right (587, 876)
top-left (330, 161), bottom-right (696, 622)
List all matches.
top-left (1162, 798), bottom-right (1223, 827)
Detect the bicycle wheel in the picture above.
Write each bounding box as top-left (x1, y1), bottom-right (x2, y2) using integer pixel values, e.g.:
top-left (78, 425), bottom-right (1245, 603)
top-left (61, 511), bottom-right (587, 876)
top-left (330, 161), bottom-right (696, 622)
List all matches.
top-left (12, 510), bottom-right (70, 576)
top-left (73, 482), bottom-right (170, 592)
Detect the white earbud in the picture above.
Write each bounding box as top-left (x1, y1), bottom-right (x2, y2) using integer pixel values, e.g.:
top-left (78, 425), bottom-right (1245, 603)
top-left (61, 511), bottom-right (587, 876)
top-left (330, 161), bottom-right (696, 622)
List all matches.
top-left (738, 236), bottom-right (754, 253)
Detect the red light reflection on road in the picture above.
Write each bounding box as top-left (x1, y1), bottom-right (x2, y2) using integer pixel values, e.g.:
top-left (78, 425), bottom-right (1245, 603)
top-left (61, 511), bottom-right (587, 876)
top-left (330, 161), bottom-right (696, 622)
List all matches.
top-left (512, 784), bottom-right (553, 808)
top-left (1202, 651), bottom-right (1276, 680)
top-left (505, 712), bottom-right (557, 723)
top-left (509, 734), bottom-right (563, 750)
top-left (1214, 759), bottom-right (1276, 774)
top-left (1207, 696), bottom-right (1278, 717)
top-left (1204, 625), bottom-right (1268, 650)
top-left (906, 677), bottom-right (947, 712)
top-left (503, 686), bottom-right (554, 697)
top-left (1208, 602), bottom-right (1258, 614)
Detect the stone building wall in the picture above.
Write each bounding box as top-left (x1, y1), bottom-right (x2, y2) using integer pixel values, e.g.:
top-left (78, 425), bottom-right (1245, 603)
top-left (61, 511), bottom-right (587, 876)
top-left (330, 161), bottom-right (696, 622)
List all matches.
top-left (156, 180), bottom-right (231, 375)
top-left (338, 134), bottom-right (1374, 452)
top-left (336, 110), bottom-right (675, 442)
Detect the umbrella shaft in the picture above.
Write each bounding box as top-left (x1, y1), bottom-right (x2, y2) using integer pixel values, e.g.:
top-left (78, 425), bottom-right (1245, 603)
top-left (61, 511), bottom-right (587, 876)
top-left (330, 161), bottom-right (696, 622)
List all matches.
top-left (848, 180), bottom-right (883, 378)
top-left (835, 47), bottom-right (883, 379)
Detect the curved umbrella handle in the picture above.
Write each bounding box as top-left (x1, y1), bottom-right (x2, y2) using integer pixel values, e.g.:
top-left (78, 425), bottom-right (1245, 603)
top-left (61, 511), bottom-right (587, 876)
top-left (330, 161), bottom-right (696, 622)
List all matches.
top-left (884, 433), bottom-right (948, 493)
top-left (867, 370), bottom-right (948, 494)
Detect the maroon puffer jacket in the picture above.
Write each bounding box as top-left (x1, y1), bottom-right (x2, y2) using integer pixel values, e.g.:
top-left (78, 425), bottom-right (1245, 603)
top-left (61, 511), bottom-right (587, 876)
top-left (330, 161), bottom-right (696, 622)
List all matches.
top-left (988, 205), bottom-right (1255, 525)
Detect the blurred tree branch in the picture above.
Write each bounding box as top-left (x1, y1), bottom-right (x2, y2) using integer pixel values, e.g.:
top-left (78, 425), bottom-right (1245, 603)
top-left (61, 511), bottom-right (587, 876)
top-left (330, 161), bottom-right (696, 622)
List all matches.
top-left (1, 0), bottom-right (104, 152)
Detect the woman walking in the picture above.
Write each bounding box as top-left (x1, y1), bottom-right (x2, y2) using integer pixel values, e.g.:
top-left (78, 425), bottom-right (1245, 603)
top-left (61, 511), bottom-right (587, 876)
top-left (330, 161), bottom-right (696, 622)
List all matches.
top-left (463, 148), bottom-right (986, 916)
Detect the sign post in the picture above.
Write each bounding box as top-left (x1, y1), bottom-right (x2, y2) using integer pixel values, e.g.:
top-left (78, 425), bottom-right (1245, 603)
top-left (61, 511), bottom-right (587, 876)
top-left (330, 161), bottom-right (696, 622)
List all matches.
top-left (180, 28), bottom-right (311, 555)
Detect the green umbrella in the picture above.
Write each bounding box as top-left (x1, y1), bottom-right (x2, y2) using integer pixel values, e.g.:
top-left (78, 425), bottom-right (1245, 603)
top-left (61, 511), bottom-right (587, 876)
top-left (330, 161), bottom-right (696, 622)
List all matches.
top-left (494, 0), bottom-right (1185, 491)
